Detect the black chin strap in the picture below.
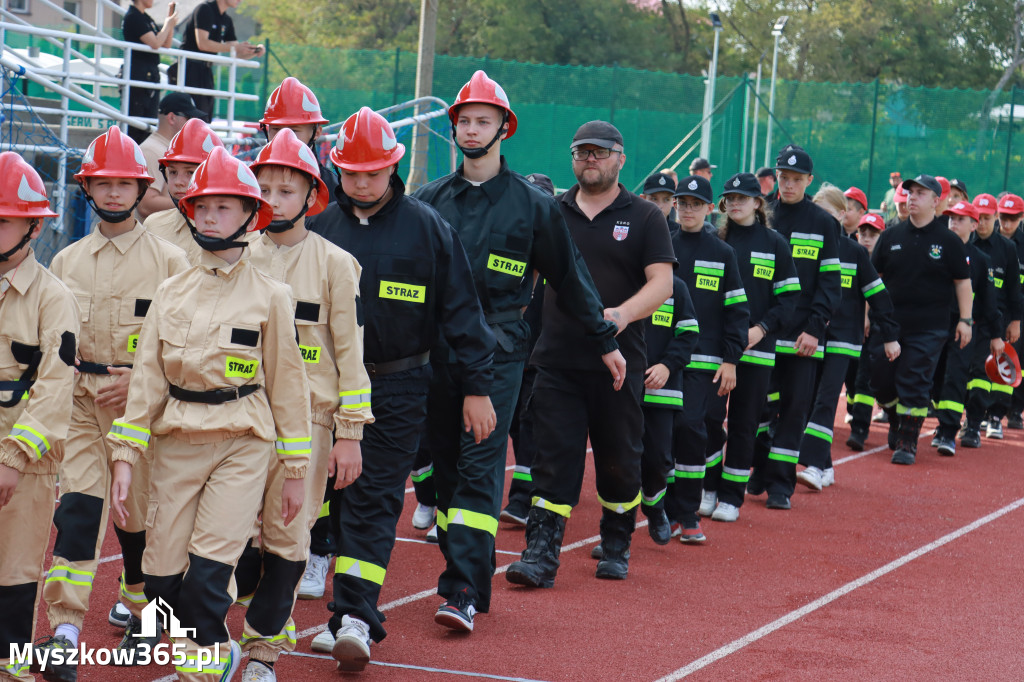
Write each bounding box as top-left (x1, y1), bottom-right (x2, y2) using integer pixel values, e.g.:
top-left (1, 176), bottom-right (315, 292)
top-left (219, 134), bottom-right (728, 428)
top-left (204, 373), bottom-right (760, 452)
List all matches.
top-left (159, 167), bottom-right (181, 209)
top-left (82, 186), bottom-right (146, 224)
top-left (452, 111), bottom-right (507, 160)
top-left (181, 207), bottom-right (256, 251)
top-left (335, 170), bottom-right (393, 209)
top-left (0, 220), bottom-right (37, 262)
top-left (265, 186), bottom-right (315, 233)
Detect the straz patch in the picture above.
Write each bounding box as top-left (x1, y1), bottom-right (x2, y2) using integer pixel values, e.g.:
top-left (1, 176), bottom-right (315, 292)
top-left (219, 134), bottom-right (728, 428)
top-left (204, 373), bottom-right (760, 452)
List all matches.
top-left (225, 356), bottom-right (259, 378)
top-left (613, 221), bottom-right (630, 241)
top-left (487, 254), bottom-right (527, 278)
top-left (841, 275), bottom-right (853, 288)
top-left (696, 275), bottom-right (720, 291)
top-left (127, 334), bottom-right (139, 353)
top-left (753, 265), bottom-right (775, 280)
top-left (379, 280), bottom-right (426, 303)
top-left (792, 244), bottom-right (819, 259)
top-left (929, 244), bottom-right (942, 260)
top-left (299, 345), bottom-right (321, 364)
top-left (652, 303), bottom-right (673, 327)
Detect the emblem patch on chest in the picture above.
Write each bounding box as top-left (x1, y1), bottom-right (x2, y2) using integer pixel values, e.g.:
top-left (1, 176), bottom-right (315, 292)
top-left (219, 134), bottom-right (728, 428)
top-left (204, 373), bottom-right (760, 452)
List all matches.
top-left (929, 244), bottom-right (942, 260)
top-left (613, 221), bottom-right (630, 241)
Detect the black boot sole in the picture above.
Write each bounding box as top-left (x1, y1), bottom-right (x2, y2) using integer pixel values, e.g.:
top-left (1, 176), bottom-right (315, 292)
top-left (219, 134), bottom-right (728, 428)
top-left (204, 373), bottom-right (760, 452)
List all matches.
top-left (505, 563), bottom-right (555, 588)
top-left (594, 560), bottom-right (628, 580)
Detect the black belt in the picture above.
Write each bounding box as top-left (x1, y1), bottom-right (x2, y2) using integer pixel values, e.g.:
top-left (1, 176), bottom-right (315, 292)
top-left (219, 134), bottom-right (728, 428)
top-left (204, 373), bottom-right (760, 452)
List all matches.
top-left (364, 351), bottom-right (430, 379)
top-left (78, 362), bottom-right (133, 375)
top-left (485, 310), bottom-right (524, 325)
top-left (169, 383), bottom-right (261, 404)
top-left (0, 380), bottom-right (31, 393)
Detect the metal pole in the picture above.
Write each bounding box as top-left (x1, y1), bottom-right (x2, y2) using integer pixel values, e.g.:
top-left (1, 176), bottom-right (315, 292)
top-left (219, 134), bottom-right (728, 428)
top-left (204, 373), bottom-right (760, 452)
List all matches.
top-left (227, 46), bottom-right (237, 137)
top-left (260, 38), bottom-right (270, 110)
top-left (701, 26), bottom-right (721, 159)
top-left (1004, 85), bottom-right (1017, 193)
top-left (408, 0), bottom-right (438, 190)
top-left (392, 46), bottom-right (401, 106)
top-left (750, 60), bottom-right (761, 172)
top-left (740, 73), bottom-right (749, 173)
top-left (764, 33), bottom-right (780, 167)
top-left (119, 47), bottom-right (130, 133)
top-left (57, 36), bottom-right (70, 231)
top-left (866, 78), bottom-right (880, 207)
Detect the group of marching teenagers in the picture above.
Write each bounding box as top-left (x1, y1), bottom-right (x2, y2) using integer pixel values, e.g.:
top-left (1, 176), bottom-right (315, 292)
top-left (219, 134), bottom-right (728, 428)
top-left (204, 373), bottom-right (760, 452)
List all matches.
top-left (1, 70), bottom-right (1021, 681)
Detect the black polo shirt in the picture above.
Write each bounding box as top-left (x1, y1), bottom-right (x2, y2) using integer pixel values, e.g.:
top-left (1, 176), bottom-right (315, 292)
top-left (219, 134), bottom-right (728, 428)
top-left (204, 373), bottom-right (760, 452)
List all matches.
top-left (121, 5), bottom-right (160, 77)
top-left (531, 183), bottom-right (676, 373)
top-left (871, 216), bottom-right (970, 334)
top-left (181, 1), bottom-right (236, 54)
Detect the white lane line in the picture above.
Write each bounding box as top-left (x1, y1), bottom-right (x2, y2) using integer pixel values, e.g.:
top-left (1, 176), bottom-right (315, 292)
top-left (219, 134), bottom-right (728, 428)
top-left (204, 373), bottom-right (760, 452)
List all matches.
top-left (287, 651), bottom-right (553, 681)
top-left (651, 495), bottom-right (1024, 681)
top-left (393, 536), bottom-right (520, 556)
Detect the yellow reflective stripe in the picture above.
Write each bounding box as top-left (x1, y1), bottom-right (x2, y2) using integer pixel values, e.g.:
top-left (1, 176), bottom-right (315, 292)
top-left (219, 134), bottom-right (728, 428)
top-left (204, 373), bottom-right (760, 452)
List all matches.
top-left (120, 572), bottom-right (147, 604)
top-left (444, 507), bottom-right (499, 537)
top-left (275, 437), bottom-right (312, 456)
top-left (318, 500), bottom-right (330, 519)
top-left (991, 382), bottom-right (1015, 394)
top-left (10, 423), bottom-right (49, 459)
top-left (109, 420), bottom-right (151, 447)
top-left (966, 379), bottom-right (991, 392)
top-left (241, 624), bottom-right (297, 647)
top-left (45, 566), bottom-right (95, 587)
top-left (176, 653), bottom-right (231, 675)
top-left (339, 388), bottom-right (371, 410)
top-left (335, 556), bottom-right (386, 585)
top-left (531, 496), bottom-right (572, 518)
top-left (437, 508), bottom-right (448, 530)
top-left (596, 491), bottom-right (642, 514)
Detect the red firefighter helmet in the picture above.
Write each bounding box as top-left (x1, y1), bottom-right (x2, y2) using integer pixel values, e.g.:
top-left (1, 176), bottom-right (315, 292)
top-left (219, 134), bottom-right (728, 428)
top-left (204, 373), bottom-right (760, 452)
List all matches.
top-left (180, 147), bottom-right (272, 231)
top-left (329, 107), bottom-right (406, 172)
top-left (160, 119), bottom-right (225, 168)
top-left (260, 77), bottom-right (329, 127)
top-left (986, 343), bottom-right (1023, 388)
top-left (0, 152), bottom-right (59, 219)
top-left (250, 128), bottom-right (330, 216)
top-left (448, 70), bottom-right (517, 139)
top-left (73, 125), bottom-right (153, 184)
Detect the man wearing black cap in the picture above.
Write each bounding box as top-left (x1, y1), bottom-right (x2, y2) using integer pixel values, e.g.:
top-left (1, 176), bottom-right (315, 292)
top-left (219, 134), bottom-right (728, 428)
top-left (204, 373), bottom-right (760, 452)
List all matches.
top-left (136, 93), bottom-right (207, 221)
top-left (756, 167), bottom-right (776, 201)
top-left (871, 174), bottom-right (973, 464)
top-left (507, 120), bottom-right (674, 586)
top-left (689, 157), bottom-right (716, 181)
top-left (750, 145), bottom-right (841, 509)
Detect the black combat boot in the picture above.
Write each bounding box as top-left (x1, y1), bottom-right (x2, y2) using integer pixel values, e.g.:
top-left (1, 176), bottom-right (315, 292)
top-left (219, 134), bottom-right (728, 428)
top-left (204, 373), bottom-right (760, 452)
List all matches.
top-left (505, 507), bottom-right (566, 588)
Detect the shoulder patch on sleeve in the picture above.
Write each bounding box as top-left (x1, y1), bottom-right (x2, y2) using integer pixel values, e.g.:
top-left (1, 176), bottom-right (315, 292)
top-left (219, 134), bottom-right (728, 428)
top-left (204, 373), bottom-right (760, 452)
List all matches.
top-left (59, 332), bottom-right (76, 366)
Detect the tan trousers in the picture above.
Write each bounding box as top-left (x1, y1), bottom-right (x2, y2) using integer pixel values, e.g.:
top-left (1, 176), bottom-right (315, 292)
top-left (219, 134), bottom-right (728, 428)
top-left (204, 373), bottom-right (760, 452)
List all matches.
top-left (241, 423), bottom-right (331, 662)
top-left (144, 433), bottom-right (270, 682)
top-left (43, 386), bottom-right (151, 630)
top-left (0, 472), bottom-right (57, 681)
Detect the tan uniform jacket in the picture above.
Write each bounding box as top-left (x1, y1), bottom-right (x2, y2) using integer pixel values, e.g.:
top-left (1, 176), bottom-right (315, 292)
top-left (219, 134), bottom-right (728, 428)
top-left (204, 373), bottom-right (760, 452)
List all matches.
top-left (0, 250), bottom-right (80, 475)
top-left (249, 231), bottom-right (373, 440)
top-left (145, 208), bottom-right (258, 267)
top-left (49, 221), bottom-right (190, 398)
top-left (107, 249), bottom-right (312, 478)
top-left (139, 131), bottom-right (170, 194)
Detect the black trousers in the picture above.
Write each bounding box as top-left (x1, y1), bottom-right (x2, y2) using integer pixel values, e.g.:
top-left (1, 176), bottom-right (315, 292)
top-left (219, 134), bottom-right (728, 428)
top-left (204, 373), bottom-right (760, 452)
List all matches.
top-left (871, 328), bottom-right (948, 417)
top-left (664, 371), bottom-right (714, 522)
top-left (757, 356), bottom-right (819, 497)
top-left (848, 339), bottom-right (878, 435)
top-left (934, 331), bottom-right (980, 438)
top-left (427, 360), bottom-right (523, 614)
top-left (329, 368), bottom-right (430, 643)
top-left (707, 363), bottom-right (772, 507)
top-left (640, 407), bottom-right (675, 514)
top-left (1011, 337), bottom-right (1024, 416)
top-left (530, 367), bottom-right (644, 514)
top-left (170, 59), bottom-right (215, 121)
top-left (799, 350), bottom-right (854, 470)
top-left (410, 440), bottom-right (437, 509)
top-left (506, 365), bottom-right (538, 509)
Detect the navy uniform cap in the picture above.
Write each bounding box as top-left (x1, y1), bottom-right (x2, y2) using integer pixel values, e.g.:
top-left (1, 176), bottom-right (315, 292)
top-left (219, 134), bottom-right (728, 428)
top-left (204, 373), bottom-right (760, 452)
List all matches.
top-left (903, 174), bottom-right (942, 197)
top-left (643, 172), bottom-right (676, 195)
top-left (720, 173), bottom-right (763, 198)
top-left (526, 173), bottom-right (555, 197)
top-left (774, 145), bottom-right (813, 174)
top-left (673, 175), bottom-right (713, 204)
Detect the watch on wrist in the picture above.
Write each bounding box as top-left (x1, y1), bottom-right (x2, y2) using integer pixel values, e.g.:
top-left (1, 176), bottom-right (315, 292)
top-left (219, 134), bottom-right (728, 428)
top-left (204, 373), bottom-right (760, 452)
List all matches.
top-left (959, 317), bottom-right (973, 326)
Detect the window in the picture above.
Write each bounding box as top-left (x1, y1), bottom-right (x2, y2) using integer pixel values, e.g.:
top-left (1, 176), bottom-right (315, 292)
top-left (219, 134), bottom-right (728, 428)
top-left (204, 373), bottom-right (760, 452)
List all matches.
top-left (7, 0), bottom-right (30, 14)
top-left (63, 0), bottom-right (79, 16)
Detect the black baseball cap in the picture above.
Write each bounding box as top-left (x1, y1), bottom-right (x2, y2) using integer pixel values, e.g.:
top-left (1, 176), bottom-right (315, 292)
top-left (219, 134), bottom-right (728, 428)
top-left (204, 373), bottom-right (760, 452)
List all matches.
top-left (159, 93), bottom-right (207, 120)
top-left (720, 173), bottom-right (762, 198)
top-left (571, 120), bottom-right (623, 150)
top-left (643, 172), bottom-right (676, 195)
top-left (526, 173), bottom-right (555, 197)
top-left (689, 157), bottom-right (716, 172)
top-left (949, 178), bottom-right (969, 196)
top-left (902, 174), bottom-right (942, 197)
top-left (755, 166), bottom-right (775, 179)
top-left (673, 175), bottom-right (713, 204)
top-left (774, 145), bottom-right (813, 174)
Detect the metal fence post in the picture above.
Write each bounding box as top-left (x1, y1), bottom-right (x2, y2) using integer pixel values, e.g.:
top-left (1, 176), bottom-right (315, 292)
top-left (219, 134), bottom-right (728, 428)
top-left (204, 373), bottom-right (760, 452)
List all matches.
top-left (866, 78), bottom-right (879, 206)
top-left (261, 38), bottom-right (270, 109)
top-left (609, 62), bottom-right (618, 124)
top-left (740, 73), bottom-right (749, 172)
top-left (1004, 85), bottom-right (1017, 193)
top-left (393, 46), bottom-right (401, 106)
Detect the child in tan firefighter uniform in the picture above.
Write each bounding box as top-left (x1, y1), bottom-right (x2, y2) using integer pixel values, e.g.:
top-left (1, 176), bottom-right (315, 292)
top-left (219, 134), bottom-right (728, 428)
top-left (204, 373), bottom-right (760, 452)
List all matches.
top-left (106, 146), bottom-right (312, 682)
top-left (0, 152), bottom-right (79, 682)
top-left (235, 128), bottom-right (373, 681)
top-left (31, 126), bottom-right (189, 682)
top-left (144, 117), bottom-right (226, 265)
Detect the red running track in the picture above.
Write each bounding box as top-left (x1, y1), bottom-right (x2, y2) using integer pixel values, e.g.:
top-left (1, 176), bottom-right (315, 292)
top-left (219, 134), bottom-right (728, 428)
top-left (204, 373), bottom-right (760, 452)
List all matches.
top-left (30, 412), bottom-right (1024, 681)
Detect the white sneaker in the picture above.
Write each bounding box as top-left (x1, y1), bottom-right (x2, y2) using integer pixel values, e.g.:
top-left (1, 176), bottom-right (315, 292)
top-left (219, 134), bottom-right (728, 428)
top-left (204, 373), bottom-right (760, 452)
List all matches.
top-left (332, 615), bottom-right (371, 672)
top-left (796, 466), bottom-right (824, 492)
top-left (241, 660), bottom-right (276, 681)
top-left (310, 627), bottom-right (335, 653)
top-left (412, 503), bottom-right (436, 530)
top-left (844, 413), bottom-right (854, 424)
top-left (697, 490), bottom-right (718, 517)
top-left (711, 502), bottom-right (739, 522)
top-left (222, 640), bottom-right (242, 682)
top-left (298, 553), bottom-right (331, 600)
top-left (821, 467), bottom-right (835, 487)
top-left (108, 601), bottom-right (130, 628)
top-left (425, 524), bottom-right (438, 543)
